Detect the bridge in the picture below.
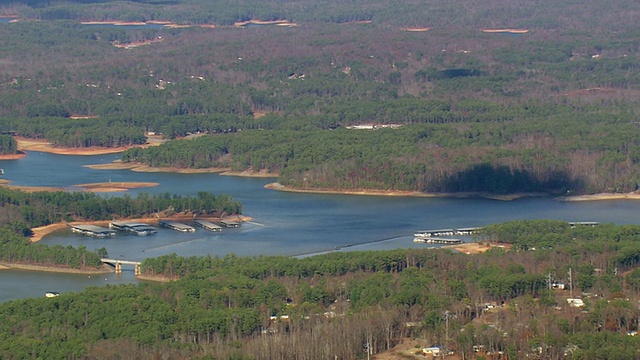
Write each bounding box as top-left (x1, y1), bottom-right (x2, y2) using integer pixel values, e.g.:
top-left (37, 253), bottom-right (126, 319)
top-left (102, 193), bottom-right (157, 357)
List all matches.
top-left (101, 258), bottom-right (142, 276)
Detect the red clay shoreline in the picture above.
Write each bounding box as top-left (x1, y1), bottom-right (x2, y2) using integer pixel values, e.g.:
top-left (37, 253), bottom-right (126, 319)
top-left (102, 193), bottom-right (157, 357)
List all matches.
top-left (263, 182), bottom-right (548, 201)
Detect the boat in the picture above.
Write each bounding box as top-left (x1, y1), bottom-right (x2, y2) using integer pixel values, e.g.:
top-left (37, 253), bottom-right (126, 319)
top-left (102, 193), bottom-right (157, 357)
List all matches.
top-left (45, 291), bottom-right (59, 298)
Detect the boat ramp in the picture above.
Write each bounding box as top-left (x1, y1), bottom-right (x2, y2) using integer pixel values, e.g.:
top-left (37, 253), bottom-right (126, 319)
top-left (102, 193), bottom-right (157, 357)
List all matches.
top-left (159, 220), bottom-right (196, 232)
top-left (109, 221), bottom-right (157, 236)
top-left (194, 219), bottom-right (222, 232)
top-left (70, 224), bottom-right (116, 238)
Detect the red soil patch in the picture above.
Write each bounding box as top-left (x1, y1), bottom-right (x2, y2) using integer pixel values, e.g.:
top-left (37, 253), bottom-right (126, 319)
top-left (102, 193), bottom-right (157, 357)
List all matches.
top-left (0, 152), bottom-right (26, 160)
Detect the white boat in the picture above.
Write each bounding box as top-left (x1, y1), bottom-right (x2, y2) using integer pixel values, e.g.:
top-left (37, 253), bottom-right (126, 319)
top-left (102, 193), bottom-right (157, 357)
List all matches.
top-left (45, 291), bottom-right (59, 298)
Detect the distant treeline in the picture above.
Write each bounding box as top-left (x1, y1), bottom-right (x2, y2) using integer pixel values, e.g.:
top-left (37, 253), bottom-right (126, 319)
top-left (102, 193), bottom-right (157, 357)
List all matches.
top-left (1, 220), bottom-right (639, 358)
top-left (9, 0), bottom-right (640, 33)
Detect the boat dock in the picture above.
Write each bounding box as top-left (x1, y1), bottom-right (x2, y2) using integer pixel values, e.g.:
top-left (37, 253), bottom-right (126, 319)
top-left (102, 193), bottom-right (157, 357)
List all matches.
top-left (194, 219), bottom-right (222, 232)
top-left (414, 229), bottom-right (455, 237)
top-left (220, 219), bottom-right (240, 228)
top-left (413, 237), bottom-right (462, 244)
top-left (109, 221), bottom-right (157, 236)
top-left (70, 224), bottom-right (116, 238)
top-left (159, 220), bottom-right (196, 232)
top-left (414, 227), bottom-right (482, 238)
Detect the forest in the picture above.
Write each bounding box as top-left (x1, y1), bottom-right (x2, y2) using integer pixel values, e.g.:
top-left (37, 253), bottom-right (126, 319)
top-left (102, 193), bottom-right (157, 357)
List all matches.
top-left (0, 220), bottom-right (639, 359)
top-left (0, 1), bottom-right (639, 357)
top-left (1, 0), bottom-right (640, 194)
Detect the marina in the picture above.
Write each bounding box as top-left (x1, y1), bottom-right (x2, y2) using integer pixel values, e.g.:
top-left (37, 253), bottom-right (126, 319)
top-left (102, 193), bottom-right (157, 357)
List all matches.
top-left (69, 224), bottom-right (116, 238)
top-left (109, 221), bottom-right (158, 236)
top-left (194, 219), bottom-right (223, 232)
top-left (159, 220), bottom-right (196, 232)
top-left (414, 227), bottom-right (482, 238)
top-left (413, 237), bottom-right (462, 244)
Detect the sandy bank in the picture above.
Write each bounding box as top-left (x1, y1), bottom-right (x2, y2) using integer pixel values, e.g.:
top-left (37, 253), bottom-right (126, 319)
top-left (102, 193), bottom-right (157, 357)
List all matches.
top-left (481, 28), bottom-right (529, 34)
top-left (0, 179), bottom-right (158, 193)
top-left (264, 183), bottom-right (545, 200)
top-left (234, 19), bottom-right (298, 27)
top-left (220, 170), bottom-right (278, 178)
top-left (0, 262), bottom-right (113, 275)
top-left (72, 181), bottom-right (159, 192)
top-left (402, 27), bottom-right (431, 32)
top-left (0, 179), bottom-right (66, 193)
top-left (85, 161), bottom-right (230, 173)
top-left (86, 161), bottom-right (278, 177)
top-left (16, 137), bottom-right (135, 155)
top-left (0, 152), bottom-right (26, 160)
top-left (557, 192), bottom-right (640, 201)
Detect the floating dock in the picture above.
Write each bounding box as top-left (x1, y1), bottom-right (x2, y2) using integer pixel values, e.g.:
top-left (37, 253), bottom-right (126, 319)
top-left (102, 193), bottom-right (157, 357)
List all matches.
top-left (455, 227), bottom-right (482, 235)
top-left (415, 227), bottom-right (482, 238)
top-left (194, 219), bottom-right (222, 232)
top-left (159, 220), bottom-right (196, 232)
top-left (414, 229), bottom-right (455, 237)
top-left (413, 237), bottom-right (462, 244)
top-left (220, 219), bottom-right (240, 228)
top-left (109, 221), bottom-right (157, 236)
top-left (70, 224), bottom-right (116, 238)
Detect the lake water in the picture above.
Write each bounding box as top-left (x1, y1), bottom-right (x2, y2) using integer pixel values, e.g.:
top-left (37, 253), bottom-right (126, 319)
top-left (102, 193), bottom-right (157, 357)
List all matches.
top-left (1, 151), bottom-right (639, 302)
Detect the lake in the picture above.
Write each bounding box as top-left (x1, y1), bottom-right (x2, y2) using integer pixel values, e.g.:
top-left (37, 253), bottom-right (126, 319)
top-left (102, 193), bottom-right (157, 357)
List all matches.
top-left (1, 151), bottom-right (639, 302)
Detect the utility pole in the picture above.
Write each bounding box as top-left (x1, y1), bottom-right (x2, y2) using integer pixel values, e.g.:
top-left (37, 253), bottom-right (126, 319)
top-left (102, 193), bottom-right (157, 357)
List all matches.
top-left (569, 268), bottom-right (573, 298)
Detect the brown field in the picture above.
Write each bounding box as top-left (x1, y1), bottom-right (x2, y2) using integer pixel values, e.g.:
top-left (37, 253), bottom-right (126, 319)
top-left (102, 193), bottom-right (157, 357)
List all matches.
top-left (443, 242), bottom-right (511, 254)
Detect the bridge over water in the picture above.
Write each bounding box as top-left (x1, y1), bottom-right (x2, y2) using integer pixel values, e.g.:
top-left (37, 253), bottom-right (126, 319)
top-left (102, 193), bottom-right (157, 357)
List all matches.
top-left (101, 258), bottom-right (141, 275)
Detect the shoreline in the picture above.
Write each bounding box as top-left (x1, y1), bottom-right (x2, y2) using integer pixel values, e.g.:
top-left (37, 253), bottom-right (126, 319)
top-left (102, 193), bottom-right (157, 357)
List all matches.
top-left (16, 137), bottom-right (138, 156)
top-left (264, 182), bottom-right (547, 200)
top-left (556, 192), bottom-right (640, 201)
top-left (0, 152), bottom-right (26, 160)
top-left (0, 180), bottom-right (159, 193)
top-left (0, 262), bottom-right (113, 275)
top-left (86, 161), bottom-right (279, 177)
